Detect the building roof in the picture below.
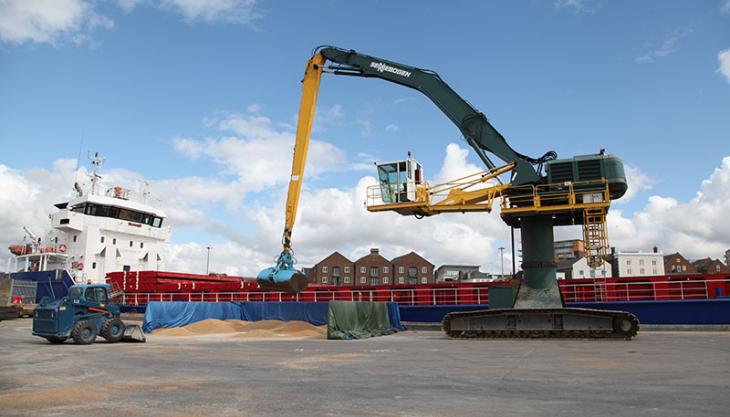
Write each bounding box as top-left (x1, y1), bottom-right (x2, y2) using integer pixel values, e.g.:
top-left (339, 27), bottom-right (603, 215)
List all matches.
top-left (556, 258), bottom-right (581, 271)
top-left (315, 251), bottom-right (353, 265)
top-left (390, 251), bottom-right (434, 266)
top-left (435, 264), bottom-right (480, 270)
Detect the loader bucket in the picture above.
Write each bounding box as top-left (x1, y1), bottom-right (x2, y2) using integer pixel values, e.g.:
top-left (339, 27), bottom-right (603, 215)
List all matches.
top-left (256, 267), bottom-right (308, 293)
top-left (121, 324), bottom-right (146, 343)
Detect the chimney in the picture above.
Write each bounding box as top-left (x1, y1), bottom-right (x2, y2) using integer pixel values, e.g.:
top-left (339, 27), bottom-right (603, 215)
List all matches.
top-left (653, 246), bottom-right (658, 253)
top-left (370, 248), bottom-right (379, 255)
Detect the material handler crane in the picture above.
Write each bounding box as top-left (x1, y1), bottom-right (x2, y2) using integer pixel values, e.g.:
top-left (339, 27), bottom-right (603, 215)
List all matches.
top-left (257, 46), bottom-right (638, 338)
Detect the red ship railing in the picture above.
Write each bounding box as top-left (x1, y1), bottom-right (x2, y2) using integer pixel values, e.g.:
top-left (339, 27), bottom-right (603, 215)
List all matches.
top-left (117, 275), bottom-right (730, 306)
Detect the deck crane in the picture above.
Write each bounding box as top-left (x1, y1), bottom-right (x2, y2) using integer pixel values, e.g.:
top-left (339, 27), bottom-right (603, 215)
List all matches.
top-left (257, 46), bottom-right (639, 338)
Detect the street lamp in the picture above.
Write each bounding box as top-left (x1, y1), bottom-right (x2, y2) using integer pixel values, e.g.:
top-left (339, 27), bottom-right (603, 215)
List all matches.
top-left (206, 246), bottom-right (212, 275)
top-left (499, 246), bottom-right (505, 278)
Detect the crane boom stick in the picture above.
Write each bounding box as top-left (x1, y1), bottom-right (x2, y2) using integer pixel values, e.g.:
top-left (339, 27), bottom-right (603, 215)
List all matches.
top-left (282, 54), bottom-right (325, 251)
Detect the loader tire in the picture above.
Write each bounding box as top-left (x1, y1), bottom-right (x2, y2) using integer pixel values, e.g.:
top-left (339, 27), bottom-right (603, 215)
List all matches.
top-left (101, 318), bottom-right (125, 343)
top-left (71, 320), bottom-right (97, 345)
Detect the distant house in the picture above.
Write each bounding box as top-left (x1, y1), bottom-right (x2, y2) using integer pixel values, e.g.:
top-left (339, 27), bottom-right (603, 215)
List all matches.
top-left (354, 248), bottom-right (392, 286)
top-left (557, 257), bottom-right (611, 280)
top-left (310, 252), bottom-right (354, 286)
top-left (691, 258), bottom-right (729, 274)
top-left (391, 251), bottom-right (434, 285)
top-left (554, 239), bottom-right (586, 262)
top-left (664, 252), bottom-right (697, 275)
top-left (610, 249), bottom-right (665, 277)
top-left (434, 265), bottom-right (494, 283)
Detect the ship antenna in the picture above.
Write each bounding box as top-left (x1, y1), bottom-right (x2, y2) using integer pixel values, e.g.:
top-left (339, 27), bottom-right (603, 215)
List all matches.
top-left (88, 151), bottom-right (104, 195)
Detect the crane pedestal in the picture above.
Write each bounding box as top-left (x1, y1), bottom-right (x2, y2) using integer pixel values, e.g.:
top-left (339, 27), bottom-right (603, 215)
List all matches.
top-left (513, 215), bottom-right (563, 309)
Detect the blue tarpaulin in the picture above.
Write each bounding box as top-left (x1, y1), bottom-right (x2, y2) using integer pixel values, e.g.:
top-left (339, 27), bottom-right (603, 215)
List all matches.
top-left (142, 301), bottom-right (404, 333)
top-left (240, 302), bottom-right (329, 325)
top-left (143, 301), bottom-right (241, 333)
top-left (387, 302), bottom-right (407, 331)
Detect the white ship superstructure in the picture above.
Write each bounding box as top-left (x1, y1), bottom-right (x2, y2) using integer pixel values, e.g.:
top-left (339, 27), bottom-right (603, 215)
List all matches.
top-left (6, 153), bottom-right (171, 284)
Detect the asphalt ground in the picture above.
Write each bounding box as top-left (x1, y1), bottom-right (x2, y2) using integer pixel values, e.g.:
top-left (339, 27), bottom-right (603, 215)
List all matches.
top-left (0, 318), bottom-right (728, 417)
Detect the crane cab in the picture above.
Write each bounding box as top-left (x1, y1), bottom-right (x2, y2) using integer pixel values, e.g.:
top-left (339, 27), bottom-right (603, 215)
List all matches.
top-left (376, 155), bottom-right (423, 204)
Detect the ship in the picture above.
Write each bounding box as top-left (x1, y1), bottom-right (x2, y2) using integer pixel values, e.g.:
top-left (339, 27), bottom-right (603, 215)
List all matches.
top-left (5, 153), bottom-right (171, 300)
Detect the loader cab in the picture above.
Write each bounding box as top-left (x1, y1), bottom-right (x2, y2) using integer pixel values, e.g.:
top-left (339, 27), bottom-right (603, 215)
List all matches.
top-left (376, 155), bottom-right (423, 203)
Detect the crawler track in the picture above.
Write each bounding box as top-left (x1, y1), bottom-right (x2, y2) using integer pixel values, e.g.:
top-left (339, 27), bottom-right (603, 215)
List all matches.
top-left (442, 307), bottom-right (639, 339)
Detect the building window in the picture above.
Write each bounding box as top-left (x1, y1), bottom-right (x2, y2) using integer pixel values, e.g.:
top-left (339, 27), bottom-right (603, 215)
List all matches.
top-left (682, 265), bottom-right (687, 272)
top-left (113, 238), bottom-right (117, 245)
top-left (399, 266), bottom-right (404, 273)
top-left (421, 266), bottom-right (427, 274)
top-left (344, 276), bottom-right (351, 283)
top-left (676, 258), bottom-right (680, 263)
top-left (408, 267), bottom-right (417, 277)
top-left (140, 242), bottom-right (144, 249)
top-left (344, 266), bottom-right (350, 273)
top-left (100, 236), bottom-right (105, 243)
top-left (716, 265), bottom-right (721, 273)
top-left (54, 237), bottom-right (58, 243)
top-left (360, 276), bottom-right (366, 284)
top-left (421, 277), bottom-right (427, 284)
top-left (383, 266), bottom-right (389, 274)
top-left (322, 276), bottom-right (327, 284)
top-left (639, 259), bottom-right (644, 266)
top-left (601, 270), bottom-right (606, 277)
top-left (579, 270), bottom-right (584, 276)
top-left (626, 259), bottom-right (631, 265)
top-left (322, 266), bottom-right (328, 273)
top-left (370, 277), bottom-right (379, 286)
top-left (640, 268), bottom-right (645, 275)
top-left (73, 235), bottom-right (77, 242)
top-left (652, 260), bottom-right (657, 266)
top-left (653, 268), bottom-right (657, 274)
top-left (360, 266), bottom-right (366, 273)
top-left (92, 262), bottom-right (97, 269)
top-left (332, 266), bottom-right (340, 276)
top-left (398, 276), bottom-right (404, 284)
top-left (383, 277), bottom-right (389, 284)
top-left (129, 241), bottom-right (133, 247)
top-left (627, 268), bottom-right (632, 275)
top-left (370, 267), bottom-right (379, 277)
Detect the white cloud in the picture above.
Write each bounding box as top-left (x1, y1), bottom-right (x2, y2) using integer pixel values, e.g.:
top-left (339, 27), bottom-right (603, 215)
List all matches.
top-left (608, 156), bottom-right (730, 259)
top-left (385, 124), bottom-right (400, 133)
top-left (635, 27), bottom-right (693, 64)
top-left (0, 0), bottom-right (262, 46)
top-left (722, 1), bottom-right (730, 14)
top-left (554, 0), bottom-right (585, 10)
top-left (718, 49), bottom-right (730, 84)
top-left (160, 0), bottom-right (261, 24)
top-left (116, 0), bottom-right (142, 13)
top-left (617, 164), bottom-right (654, 204)
top-left (0, 0), bottom-right (113, 45)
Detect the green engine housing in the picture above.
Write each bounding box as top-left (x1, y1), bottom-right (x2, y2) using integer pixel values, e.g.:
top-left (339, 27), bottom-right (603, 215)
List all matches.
top-left (545, 153), bottom-right (627, 200)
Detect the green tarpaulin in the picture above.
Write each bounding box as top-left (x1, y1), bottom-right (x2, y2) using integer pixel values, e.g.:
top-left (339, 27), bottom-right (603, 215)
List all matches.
top-left (327, 301), bottom-right (398, 340)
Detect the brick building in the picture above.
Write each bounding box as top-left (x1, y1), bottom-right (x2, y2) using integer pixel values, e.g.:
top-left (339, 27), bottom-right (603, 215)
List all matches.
top-left (354, 248), bottom-right (392, 286)
top-left (554, 239), bottom-right (585, 261)
top-left (391, 251), bottom-right (434, 285)
top-left (664, 252), bottom-right (697, 274)
top-left (691, 258), bottom-right (729, 274)
top-left (309, 251), bottom-right (354, 286)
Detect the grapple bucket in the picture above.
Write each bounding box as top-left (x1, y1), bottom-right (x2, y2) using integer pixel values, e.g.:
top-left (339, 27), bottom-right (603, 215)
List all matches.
top-left (257, 251), bottom-right (309, 293)
top-left (121, 324), bottom-right (146, 343)
top-left (257, 269), bottom-right (308, 292)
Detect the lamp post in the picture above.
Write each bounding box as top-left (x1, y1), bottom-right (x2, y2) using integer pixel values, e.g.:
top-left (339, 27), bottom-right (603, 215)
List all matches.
top-left (206, 246), bottom-right (212, 275)
top-left (499, 246), bottom-right (505, 279)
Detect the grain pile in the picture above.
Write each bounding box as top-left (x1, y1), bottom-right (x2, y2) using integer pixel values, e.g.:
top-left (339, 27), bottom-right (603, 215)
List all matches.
top-left (152, 319), bottom-right (326, 339)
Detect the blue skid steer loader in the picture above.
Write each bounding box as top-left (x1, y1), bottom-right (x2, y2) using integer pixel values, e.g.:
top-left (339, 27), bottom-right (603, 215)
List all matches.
top-left (32, 284), bottom-right (145, 344)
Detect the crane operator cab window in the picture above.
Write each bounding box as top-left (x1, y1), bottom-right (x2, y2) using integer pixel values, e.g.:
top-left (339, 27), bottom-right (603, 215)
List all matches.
top-left (376, 156), bottom-right (423, 204)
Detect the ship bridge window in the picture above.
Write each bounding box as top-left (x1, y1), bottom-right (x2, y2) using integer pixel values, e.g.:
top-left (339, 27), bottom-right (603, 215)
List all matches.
top-left (79, 203), bottom-right (164, 228)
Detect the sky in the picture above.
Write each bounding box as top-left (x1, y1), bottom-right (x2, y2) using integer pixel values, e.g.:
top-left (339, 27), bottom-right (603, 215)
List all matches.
top-left (1, 0), bottom-right (729, 276)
